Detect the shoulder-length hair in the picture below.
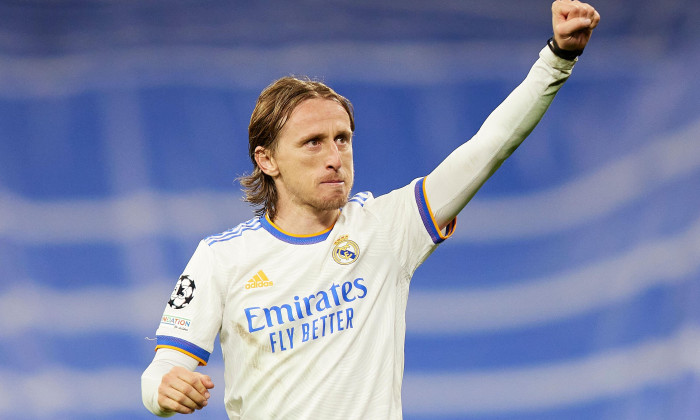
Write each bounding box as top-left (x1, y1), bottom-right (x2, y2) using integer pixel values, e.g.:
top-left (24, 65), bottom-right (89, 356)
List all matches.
top-left (239, 76), bottom-right (355, 219)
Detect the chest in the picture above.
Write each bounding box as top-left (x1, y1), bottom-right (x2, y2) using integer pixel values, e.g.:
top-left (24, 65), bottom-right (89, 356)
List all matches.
top-left (218, 224), bottom-right (399, 347)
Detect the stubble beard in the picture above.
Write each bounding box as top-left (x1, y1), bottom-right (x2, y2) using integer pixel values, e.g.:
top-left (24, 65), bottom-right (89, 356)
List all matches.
top-left (315, 193), bottom-right (350, 211)
top-left (309, 178), bottom-right (353, 212)
top-left (278, 174), bottom-right (354, 214)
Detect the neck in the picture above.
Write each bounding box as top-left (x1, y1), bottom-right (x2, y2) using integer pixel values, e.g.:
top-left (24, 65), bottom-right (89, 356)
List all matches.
top-left (270, 206), bottom-right (340, 236)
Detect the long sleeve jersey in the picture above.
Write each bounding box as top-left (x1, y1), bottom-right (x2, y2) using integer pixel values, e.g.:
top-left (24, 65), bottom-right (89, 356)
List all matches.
top-left (142, 45), bottom-right (575, 419)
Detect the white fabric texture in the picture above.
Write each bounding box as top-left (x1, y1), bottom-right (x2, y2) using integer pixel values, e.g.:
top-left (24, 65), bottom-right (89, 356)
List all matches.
top-left (141, 46), bottom-right (575, 419)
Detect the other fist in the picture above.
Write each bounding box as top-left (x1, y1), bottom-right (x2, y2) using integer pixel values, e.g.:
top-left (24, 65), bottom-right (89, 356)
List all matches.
top-left (157, 366), bottom-right (215, 414)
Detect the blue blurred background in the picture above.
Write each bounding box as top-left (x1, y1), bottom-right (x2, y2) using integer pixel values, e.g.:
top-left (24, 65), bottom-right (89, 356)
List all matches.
top-left (2, 0), bottom-right (700, 419)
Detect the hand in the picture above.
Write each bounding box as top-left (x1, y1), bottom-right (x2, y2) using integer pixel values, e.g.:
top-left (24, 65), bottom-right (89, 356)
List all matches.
top-left (551, 0), bottom-right (600, 51)
top-left (157, 366), bottom-right (215, 414)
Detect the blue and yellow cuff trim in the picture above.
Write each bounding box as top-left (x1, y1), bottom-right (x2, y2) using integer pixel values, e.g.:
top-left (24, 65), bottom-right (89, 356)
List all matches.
top-left (414, 177), bottom-right (457, 244)
top-left (261, 213), bottom-right (334, 245)
top-left (155, 335), bottom-right (210, 366)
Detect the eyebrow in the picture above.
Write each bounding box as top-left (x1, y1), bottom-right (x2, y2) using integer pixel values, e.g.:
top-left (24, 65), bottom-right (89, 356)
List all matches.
top-left (299, 129), bottom-right (353, 143)
top-left (335, 129), bottom-right (353, 139)
top-left (299, 133), bottom-right (323, 144)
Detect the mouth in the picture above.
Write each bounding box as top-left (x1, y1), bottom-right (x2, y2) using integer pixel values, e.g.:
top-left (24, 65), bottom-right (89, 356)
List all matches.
top-left (320, 178), bottom-right (345, 185)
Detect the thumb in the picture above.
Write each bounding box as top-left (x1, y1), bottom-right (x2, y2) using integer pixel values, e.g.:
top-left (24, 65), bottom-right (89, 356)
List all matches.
top-left (557, 16), bottom-right (592, 37)
top-left (199, 374), bottom-right (215, 389)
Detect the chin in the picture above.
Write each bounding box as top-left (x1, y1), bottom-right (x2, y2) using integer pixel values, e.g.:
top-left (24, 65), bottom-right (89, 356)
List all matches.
top-left (328, 197), bottom-right (350, 210)
top-left (317, 194), bottom-right (349, 211)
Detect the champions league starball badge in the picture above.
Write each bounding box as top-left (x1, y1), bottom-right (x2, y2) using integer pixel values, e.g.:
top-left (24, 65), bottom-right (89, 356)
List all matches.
top-left (168, 275), bottom-right (196, 309)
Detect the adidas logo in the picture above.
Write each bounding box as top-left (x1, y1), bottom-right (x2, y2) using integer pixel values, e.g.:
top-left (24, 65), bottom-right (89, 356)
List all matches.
top-left (245, 270), bottom-right (273, 290)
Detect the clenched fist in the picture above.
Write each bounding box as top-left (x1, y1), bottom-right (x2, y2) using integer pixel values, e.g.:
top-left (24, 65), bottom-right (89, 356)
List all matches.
top-left (552, 0), bottom-right (600, 52)
top-left (157, 366), bottom-right (215, 414)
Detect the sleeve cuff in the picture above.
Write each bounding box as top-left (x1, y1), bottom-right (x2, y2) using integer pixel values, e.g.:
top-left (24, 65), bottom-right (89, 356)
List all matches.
top-left (414, 177), bottom-right (457, 244)
top-left (155, 335), bottom-right (211, 366)
top-left (539, 45), bottom-right (577, 72)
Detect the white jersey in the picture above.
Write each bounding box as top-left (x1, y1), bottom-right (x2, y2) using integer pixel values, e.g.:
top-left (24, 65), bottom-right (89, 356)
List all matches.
top-left (145, 46), bottom-right (576, 419)
top-left (155, 177), bottom-right (456, 419)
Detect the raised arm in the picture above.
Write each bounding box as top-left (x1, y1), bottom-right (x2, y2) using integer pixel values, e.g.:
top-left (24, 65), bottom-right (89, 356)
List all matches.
top-left (425, 0), bottom-right (599, 229)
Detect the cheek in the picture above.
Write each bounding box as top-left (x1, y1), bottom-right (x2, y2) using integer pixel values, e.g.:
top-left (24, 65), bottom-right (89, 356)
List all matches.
top-left (279, 156), bottom-right (313, 176)
top-left (343, 151), bottom-right (354, 171)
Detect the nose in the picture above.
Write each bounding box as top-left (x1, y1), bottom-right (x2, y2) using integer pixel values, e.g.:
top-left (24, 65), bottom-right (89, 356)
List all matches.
top-left (325, 142), bottom-right (342, 170)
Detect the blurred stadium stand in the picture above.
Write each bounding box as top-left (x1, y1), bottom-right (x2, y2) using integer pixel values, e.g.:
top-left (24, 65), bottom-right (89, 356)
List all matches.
top-left (1, 0), bottom-right (699, 418)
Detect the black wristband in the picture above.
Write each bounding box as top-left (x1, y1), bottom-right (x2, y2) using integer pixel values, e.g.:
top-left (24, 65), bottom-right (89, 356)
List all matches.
top-left (547, 37), bottom-right (583, 61)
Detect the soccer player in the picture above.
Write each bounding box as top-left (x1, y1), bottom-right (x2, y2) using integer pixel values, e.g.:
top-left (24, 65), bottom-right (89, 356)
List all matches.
top-left (141, 1), bottom-right (600, 418)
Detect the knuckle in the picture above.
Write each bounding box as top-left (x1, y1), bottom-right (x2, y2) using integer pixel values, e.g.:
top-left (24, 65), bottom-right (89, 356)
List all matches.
top-left (184, 384), bottom-right (205, 402)
top-left (157, 396), bottom-right (178, 412)
top-left (174, 394), bottom-right (196, 409)
top-left (180, 383), bottom-right (195, 396)
top-left (157, 381), bottom-right (171, 394)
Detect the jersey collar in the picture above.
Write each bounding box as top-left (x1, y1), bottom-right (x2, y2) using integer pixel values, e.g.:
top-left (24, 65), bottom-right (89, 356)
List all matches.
top-left (260, 213), bottom-right (334, 245)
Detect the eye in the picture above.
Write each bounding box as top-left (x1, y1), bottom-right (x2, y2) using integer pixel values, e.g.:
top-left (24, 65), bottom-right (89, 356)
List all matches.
top-left (305, 138), bottom-right (321, 147)
top-left (335, 134), bottom-right (351, 145)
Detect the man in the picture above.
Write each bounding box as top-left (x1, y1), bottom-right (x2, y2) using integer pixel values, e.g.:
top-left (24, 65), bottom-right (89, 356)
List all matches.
top-left (142, 1), bottom-right (600, 418)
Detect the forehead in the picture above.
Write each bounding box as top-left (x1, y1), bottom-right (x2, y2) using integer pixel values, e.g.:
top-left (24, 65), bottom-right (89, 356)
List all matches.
top-left (283, 98), bottom-right (351, 133)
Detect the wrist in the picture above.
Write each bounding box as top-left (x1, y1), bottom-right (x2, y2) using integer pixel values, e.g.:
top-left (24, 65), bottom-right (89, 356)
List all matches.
top-left (547, 37), bottom-right (583, 61)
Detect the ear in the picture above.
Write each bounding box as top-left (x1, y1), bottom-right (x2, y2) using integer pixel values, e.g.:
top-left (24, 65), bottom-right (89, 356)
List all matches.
top-left (254, 146), bottom-right (279, 177)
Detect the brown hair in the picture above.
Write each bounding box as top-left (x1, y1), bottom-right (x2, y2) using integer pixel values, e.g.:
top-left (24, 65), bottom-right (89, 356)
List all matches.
top-left (239, 76), bottom-right (355, 219)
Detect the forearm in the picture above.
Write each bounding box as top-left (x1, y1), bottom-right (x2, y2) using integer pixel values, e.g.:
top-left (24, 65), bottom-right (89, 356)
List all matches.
top-left (141, 348), bottom-right (200, 417)
top-left (425, 46), bottom-right (576, 227)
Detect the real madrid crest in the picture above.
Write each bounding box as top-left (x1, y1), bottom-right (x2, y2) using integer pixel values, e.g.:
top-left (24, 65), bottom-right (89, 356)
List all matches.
top-left (332, 235), bottom-right (360, 265)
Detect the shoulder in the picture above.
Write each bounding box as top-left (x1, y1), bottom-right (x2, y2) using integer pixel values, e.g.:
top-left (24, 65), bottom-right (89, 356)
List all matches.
top-left (341, 181), bottom-right (419, 222)
top-left (340, 191), bottom-right (378, 221)
top-left (343, 181), bottom-right (422, 217)
top-left (203, 216), bottom-right (263, 247)
top-left (346, 191), bottom-right (373, 208)
top-left (362, 178), bottom-right (422, 209)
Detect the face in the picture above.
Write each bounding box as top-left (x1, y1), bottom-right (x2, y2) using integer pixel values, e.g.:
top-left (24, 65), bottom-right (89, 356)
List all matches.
top-left (257, 97), bottom-right (354, 217)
